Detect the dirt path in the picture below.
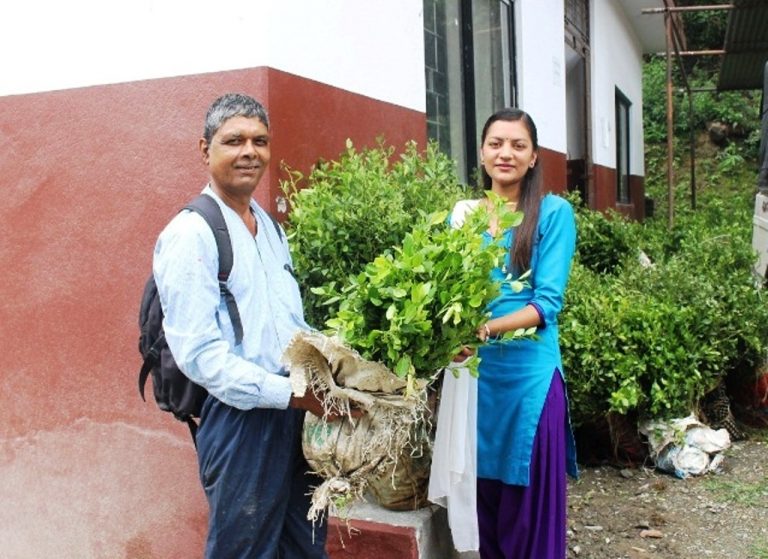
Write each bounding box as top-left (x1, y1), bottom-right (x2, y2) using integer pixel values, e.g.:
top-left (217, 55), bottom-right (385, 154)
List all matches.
top-left (567, 430), bottom-right (768, 559)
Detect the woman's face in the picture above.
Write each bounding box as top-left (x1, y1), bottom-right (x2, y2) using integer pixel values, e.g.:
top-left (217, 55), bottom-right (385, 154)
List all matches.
top-left (481, 119), bottom-right (537, 190)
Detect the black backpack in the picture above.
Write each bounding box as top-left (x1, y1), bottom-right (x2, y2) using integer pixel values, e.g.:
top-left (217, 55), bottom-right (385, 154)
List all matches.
top-left (138, 193), bottom-right (281, 440)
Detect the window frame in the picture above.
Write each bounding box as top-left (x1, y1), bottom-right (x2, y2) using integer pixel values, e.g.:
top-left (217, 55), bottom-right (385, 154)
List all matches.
top-left (615, 88), bottom-right (632, 204)
top-left (424, 0), bottom-right (518, 183)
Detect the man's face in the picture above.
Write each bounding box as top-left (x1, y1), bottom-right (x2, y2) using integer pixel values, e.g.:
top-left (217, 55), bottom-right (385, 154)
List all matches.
top-left (200, 116), bottom-right (271, 197)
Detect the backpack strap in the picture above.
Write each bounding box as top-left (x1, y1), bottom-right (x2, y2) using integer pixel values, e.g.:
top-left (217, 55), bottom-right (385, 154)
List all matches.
top-left (265, 211), bottom-right (284, 240)
top-left (185, 194), bottom-right (244, 345)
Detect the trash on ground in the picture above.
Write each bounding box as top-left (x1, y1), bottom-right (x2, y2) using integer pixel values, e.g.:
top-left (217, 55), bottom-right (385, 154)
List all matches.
top-left (639, 414), bottom-right (730, 479)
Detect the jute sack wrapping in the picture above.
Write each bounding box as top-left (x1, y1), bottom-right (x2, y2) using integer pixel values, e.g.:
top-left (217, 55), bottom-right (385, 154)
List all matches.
top-left (365, 418), bottom-right (432, 511)
top-left (283, 330), bottom-right (430, 521)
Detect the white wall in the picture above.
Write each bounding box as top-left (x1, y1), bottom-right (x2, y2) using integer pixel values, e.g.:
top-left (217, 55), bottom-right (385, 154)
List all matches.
top-left (266, 0), bottom-right (425, 112)
top-left (515, 0), bottom-right (648, 173)
top-left (1, 0), bottom-right (425, 112)
top-left (591, 0), bottom-right (646, 175)
top-left (515, 0), bottom-right (568, 154)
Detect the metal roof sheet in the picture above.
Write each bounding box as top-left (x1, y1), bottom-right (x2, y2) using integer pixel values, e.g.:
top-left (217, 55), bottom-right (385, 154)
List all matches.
top-left (718, 0), bottom-right (768, 90)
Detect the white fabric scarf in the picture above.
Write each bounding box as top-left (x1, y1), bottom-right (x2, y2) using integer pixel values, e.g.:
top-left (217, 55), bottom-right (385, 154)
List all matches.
top-left (427, 360), bottom-right (479, 551)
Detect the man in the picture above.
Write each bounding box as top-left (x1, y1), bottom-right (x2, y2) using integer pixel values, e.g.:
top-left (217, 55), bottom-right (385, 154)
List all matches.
top-left (153, 93), bottom-right (329, 558)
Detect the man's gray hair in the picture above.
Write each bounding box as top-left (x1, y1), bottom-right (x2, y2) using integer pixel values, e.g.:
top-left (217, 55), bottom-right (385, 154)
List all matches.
top-left (203, 93), bottom-right (269, 143)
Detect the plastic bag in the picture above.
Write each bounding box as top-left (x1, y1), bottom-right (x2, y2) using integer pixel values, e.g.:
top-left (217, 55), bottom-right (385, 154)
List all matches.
top-left (640, 414), bottom-right (730, 479)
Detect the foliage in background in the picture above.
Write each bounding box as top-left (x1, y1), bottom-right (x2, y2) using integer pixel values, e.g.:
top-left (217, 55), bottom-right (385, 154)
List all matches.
top-left (281, 140), bottom-right (466, 328)
top-left (642, 57), bottom-right (760, 157)
top-left (642, 56), bottom-right (675, 145)
top-left (570, 192), bottom-right (635, 275)
top-left (676, 0), bottom-right (727, 64)
top-left (598, 24), bottom-right (768, 428)
top-left (562, 192), bottom-right (768, 427)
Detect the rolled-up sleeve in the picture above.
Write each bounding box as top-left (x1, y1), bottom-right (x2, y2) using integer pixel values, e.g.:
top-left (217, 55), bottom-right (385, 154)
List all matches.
top-left (528, 199), bottom-right (576, 328)
top-left (153, 212), bottom-right (292, 410)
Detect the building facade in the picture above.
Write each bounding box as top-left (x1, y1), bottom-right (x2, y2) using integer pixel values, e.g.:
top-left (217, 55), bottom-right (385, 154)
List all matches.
top-left (425, 0), bottom-right (666, 218)
top-left (0, 1), bottom-right (665, 556)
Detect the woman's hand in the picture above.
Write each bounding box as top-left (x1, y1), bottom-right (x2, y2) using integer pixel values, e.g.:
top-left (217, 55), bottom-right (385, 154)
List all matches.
top-left (453, 345), bottom-right (476, 363)
top-left (476, 323), bottom-right (492, 343)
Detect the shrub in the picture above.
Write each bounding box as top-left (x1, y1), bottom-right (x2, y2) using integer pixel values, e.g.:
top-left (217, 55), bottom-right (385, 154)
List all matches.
top-left (282, 140), bottom-right (466, 328)
top-left (562, 194), bottom-right (768, 427)
top-left (568, 192), bottom-right (636, 275)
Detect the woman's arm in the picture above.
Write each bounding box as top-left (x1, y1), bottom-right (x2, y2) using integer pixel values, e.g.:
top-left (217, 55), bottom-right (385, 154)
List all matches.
top-left (477, 304), bottom-right (541, 342)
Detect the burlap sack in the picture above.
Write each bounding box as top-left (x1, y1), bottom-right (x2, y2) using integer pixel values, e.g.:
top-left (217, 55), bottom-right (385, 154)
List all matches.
top-left (283, 331), bottom-right (430, 521)
top-left (365, 421), bottom-right (432, 511)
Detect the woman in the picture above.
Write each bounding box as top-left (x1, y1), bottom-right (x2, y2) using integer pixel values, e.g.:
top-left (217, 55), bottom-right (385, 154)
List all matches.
top-left (450, 108), bottom-right (578, 558)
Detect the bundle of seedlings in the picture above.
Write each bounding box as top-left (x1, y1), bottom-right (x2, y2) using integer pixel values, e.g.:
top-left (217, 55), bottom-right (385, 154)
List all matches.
top-left (320, 198), bottom-right (535, 385)
top-left (283, 198), bottom-right (536, 520)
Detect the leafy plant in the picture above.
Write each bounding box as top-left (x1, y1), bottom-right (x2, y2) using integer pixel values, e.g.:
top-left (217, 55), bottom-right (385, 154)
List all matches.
top-left (281, 139), bottom-right (466, 328)
top-left (322, 199), bottom-right (535, 387)
top-left (716, 143), bottom-right (746, 175)
top-left (568, 191), bottom-right (636, 275)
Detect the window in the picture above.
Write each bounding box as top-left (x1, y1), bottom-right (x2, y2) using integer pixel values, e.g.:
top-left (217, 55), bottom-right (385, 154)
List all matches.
top-left (565, 0), bottom-right (589, 40)
top-left (424, 0), bottom-right (516, 183)
top-left (616, 89), bottom-right (631, 204)
top-left (424, 0), bottom-right (467, 178)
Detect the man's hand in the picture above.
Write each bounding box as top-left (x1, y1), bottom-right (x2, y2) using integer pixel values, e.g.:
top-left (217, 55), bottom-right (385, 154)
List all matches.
top-left (289, 391), bottom-right (364, 421)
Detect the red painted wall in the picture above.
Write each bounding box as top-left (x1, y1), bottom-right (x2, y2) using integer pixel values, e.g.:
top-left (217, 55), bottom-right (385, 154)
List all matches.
top-left (592, 162), bottom-right (645, 220)
top-left (0, 67), bottom-right (425, 557)
top-left (538, 147), bottom-right (568, 195)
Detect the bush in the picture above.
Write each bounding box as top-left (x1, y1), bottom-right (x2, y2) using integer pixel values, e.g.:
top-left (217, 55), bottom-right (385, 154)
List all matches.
top-left (562, 193), bottom-right (768, 427)
top-left (569, 192), bottom-right (636, 275)
top-left (282, 140), bottom-right (466, 328)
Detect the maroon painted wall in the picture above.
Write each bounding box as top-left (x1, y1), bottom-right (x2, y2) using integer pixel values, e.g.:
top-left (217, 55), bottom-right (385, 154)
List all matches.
top-left (538, 146), bottom-right (568, 195)
top-left (592, 162), bottom-right (645, 220)
top-left (0, 67), bottom-right (425, 557)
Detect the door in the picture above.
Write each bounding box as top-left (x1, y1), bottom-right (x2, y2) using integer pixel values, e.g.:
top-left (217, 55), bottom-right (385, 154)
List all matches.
top-left (565, 0), bottom-right (591, 205)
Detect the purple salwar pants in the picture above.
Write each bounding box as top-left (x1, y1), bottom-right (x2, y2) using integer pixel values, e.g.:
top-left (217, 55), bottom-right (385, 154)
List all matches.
top-left (477, 371), bottom-right (567, 559)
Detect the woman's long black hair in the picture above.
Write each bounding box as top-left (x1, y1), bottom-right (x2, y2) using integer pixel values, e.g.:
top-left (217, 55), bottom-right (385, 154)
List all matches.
top-left (480, 108), bottom-right (542, 273)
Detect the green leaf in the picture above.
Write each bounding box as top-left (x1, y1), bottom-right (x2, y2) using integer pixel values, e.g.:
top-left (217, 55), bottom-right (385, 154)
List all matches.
top-left (391, 287), bottom-right (407, 299)
top-left (394, 354), bottom-right (412, 378)
top-left (428, 210), bottom-right (449, 226)
top-left (385, 304), bottom-right (396, 320)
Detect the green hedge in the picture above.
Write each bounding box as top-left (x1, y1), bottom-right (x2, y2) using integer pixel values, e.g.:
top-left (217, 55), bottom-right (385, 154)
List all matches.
top-left (562, 194), bottom-right (768, 426)
top-left (281, 140), bottom-right (466, 329)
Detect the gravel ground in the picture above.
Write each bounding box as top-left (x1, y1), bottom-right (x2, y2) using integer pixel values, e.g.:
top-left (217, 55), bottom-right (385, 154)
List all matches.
top-left (567, 428), bottom-right (768, 559)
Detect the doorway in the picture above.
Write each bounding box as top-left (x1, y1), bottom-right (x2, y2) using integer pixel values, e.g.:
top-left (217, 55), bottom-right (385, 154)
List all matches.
top-left (565, 0), bottom-right (591, 205)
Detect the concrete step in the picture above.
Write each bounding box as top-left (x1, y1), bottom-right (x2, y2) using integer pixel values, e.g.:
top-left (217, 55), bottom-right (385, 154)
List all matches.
top-left (327, 500), bottom-right (479, 559)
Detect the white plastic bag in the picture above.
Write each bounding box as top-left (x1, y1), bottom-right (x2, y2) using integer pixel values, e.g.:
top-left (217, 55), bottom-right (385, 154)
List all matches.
top-left (640, 414), bottom-right (730, 479)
